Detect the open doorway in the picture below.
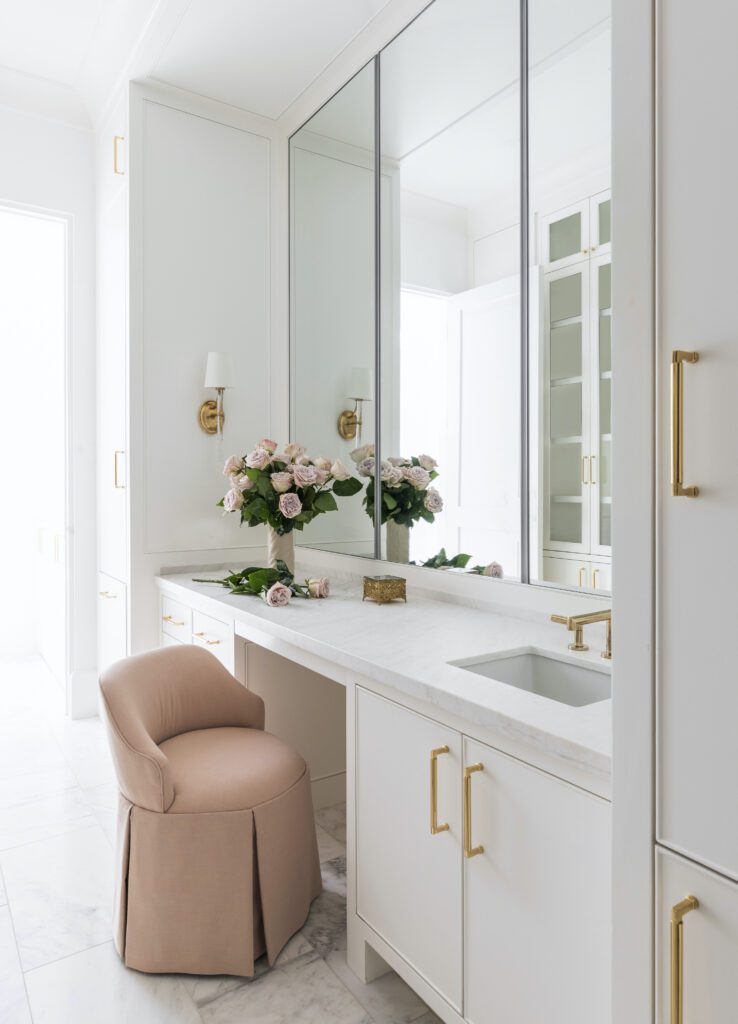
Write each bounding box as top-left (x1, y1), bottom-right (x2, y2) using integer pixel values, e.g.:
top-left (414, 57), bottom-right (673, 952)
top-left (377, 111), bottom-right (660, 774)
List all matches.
top-left (0, 204), bottom-right (68, 688)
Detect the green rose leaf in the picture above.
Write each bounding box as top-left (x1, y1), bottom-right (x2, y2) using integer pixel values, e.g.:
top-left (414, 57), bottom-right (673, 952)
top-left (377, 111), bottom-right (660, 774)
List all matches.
top-left (332, 477), bottom-right (363, 497)
top-left (314, 490), bottom-right (338, 513)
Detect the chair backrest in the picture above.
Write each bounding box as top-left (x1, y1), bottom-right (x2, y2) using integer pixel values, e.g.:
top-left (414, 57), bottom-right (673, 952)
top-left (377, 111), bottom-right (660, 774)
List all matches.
top-left (99, 644), bottom-right (265, 812)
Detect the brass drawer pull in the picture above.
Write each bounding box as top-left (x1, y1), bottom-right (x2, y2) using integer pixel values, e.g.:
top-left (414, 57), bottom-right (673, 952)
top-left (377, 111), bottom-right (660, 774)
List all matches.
top-left (671, 895), bottom-right (698, 1024)
top-left (578, 566), bottom-right (586, 588)
top-left (193, 631), bottom-right (221, 646)
top-left (463, 763), bottom-right (484, 858)
top-left (99, 591), bottom-right (117, 599)
top-left (430, 746), bottom-right (450, 835)
top-left (581, 455), bottom-right (589, 485)
top-left (592, 568), bottom-right (600, 589)
top-left (113, 135), bottom-right (125, 175)
top-left (162, 614), bottom-right (185, 626)
top-left (114, 450), bottom-right (125, 489)
top-left (671, 351), bottom-right (699, 497)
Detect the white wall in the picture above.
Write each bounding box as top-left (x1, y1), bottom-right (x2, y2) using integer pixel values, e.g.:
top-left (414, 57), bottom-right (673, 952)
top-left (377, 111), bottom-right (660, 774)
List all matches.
top-left (0, 106), bottom-right (96, 699)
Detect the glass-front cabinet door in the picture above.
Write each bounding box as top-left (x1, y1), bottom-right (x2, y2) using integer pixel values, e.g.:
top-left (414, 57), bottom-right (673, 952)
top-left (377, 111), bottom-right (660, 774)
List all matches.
top-left (591, 255), bottom-right (612, 556)
top-left (590, 190), bottom-right (611, 258)
top-left (541, 201), bottom-right (590, 271)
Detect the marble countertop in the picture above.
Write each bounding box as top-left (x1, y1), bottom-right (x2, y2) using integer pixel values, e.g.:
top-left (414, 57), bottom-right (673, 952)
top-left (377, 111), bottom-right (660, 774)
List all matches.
top-left (157, 569), bottom-right (612, 781)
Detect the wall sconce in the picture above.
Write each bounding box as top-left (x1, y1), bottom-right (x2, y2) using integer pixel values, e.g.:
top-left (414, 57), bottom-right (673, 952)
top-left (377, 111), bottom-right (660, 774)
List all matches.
top-left (337, 367), bottom-right (373, 445)
top-left (199, 352), bottom-right (235, 438)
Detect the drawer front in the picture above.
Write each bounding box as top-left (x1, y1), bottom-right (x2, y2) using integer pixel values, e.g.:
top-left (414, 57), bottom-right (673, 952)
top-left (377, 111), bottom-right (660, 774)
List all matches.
top-left (192, 610), bottom-right (233, 670)
top-left (160, 633), bottom-right (183, 648)
top-left (543, 554), bottom-right (589, 589)
top-left (161, 595), bottom-right (192, 641)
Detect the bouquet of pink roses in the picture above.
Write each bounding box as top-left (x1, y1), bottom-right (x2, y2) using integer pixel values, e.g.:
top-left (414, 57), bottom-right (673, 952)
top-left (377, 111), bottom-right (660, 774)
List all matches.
top-left (220, 439), bottom-right (363, 535)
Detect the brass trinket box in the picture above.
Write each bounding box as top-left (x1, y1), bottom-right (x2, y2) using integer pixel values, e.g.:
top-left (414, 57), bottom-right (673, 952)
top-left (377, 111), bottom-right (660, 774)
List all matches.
top-left (362, 575), bottom-right (407, 604)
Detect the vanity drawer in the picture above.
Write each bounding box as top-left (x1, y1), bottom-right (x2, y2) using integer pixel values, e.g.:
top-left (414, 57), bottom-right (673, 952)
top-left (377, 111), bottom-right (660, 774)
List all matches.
top-left (160, 632), bottom-right (183, 648)
top-left (192, 610), bottom-right (233, 670)
top-left (161, 596), bottom-right (192, 641)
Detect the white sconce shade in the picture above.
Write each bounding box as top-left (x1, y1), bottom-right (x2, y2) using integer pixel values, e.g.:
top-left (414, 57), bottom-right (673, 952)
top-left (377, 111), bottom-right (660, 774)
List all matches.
top-left (204, 351), bottom-right (235, 389)
top-left (347, 367), bottom-right (373, 401)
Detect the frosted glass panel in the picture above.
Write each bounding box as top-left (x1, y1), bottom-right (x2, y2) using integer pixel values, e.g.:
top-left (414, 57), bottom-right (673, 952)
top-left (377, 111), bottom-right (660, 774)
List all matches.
top-left (550, 502), bottom-right (582, 544)
top-left (598, 200), bottom-right (611, 245)
top-left (550, 382), bottom-right (582, 438)
top-left (549, 212), bottom-right (581, 262)
top-left (550, 442), bottom-right (581, 496)
top-left (599, 313), bottom-right (611, 372)
top-left (599, 263), bottom-right (611, 310)
top-left (550, 322), bottom-right (582, 379)
top-left (550, 273), bottom-right (581, 322)
top-left (599, 504), bottom-right (611, 546)
top-left (599, 438), bottom-right (611, 498)
top-left (600, 377), bottom-right (611, 435)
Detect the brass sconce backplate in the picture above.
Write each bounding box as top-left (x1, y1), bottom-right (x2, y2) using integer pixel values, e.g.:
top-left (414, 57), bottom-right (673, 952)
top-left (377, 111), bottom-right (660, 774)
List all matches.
top-left (199, 399), bottom-right (224, 435)
top-left (337, 408), bottom-right (359, 441)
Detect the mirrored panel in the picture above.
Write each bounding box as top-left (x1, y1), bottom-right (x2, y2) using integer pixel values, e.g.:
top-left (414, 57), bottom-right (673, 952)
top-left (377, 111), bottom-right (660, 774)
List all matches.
top-left (290, 63), bottom-right (376, 556)
top-left (528, 0), bottom-right (612, 593)
top-left (378, 0), bottom-right (521, 579)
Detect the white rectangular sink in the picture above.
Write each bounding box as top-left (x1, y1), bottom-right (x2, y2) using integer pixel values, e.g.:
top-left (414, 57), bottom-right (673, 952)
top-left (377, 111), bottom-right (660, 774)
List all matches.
top-left (449, 649), bottom-right (611, 707)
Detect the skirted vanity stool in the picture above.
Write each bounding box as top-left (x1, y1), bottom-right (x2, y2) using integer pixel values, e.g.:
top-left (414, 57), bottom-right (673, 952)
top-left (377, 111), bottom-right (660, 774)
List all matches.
top-left (99, 644), bottom-right (322, 976)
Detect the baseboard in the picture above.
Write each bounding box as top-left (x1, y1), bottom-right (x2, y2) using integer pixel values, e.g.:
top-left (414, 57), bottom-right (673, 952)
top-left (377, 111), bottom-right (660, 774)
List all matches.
top-left (68, 668), bottom-right (100, 719)
top-left (311, 770), bottom-right (346, 810)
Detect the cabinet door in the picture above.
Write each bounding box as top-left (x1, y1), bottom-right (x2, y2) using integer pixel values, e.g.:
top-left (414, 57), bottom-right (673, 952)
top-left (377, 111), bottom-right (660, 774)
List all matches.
top-left (656, 847), bottom-right (738, 1023)
top-left (589, 253), bottom-right (612, 556)
top-left (544, 264), bottom-right (591, 554)
top-left (589, 559), bottom-right (612, 592)
top-left (657, 0), bottom-right (738, 879)
top-left (541, 200), bottom-right (590, 270)
top-left (356, 688), bottom-right (462, 1011)
top-left (98, 573), bottom-right (127, 673)
top-left (97, 189), bottom-right (128, 583)
top-left (463, 737), bottom-right (611, 1024)
top-left (589, 190), bottom-right (611, 257)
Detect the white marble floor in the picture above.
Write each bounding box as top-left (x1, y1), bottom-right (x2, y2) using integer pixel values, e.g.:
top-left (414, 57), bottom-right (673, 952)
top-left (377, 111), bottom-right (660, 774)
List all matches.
top-left (0, 658), bottom-right (441, 1024)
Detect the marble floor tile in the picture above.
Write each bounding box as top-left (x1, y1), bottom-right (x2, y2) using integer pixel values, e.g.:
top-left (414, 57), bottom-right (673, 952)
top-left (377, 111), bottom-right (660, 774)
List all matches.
top-left (0, 765), bottom-right (78, 809)
top-left (321, 855), bottom-right (347, 899)
top-left (0, 787), bottom-right (97, 851)
top-left (0, 727), bottom-right (68, 781)
top-left (51, 718), bottom-right (115, 789)
top-left (82, 782), bottom-right (119, 845)
top-left (24, 941), bottom-right (201, 1024)
top-left (0, 824), bottom-right (113, 971)
top-left (316, 822), bottom-right (346, 863)
top-left (315, 801), bottom-right (347, 845)
top-left (326, 950), bottom-right (436, 1024)
top-left (200, 954), bottom-right (372, 1024)
top-left (0, 905), bottom-right (32, 1024)
top-left (0, 866), bottom-right (7, 906)
top-left (299, 886), bottom-right (348, 957)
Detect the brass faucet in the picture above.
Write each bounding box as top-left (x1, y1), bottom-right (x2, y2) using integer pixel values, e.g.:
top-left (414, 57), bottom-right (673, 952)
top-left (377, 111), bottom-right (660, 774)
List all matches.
top-left (551, 610), bottom-right (612, 660)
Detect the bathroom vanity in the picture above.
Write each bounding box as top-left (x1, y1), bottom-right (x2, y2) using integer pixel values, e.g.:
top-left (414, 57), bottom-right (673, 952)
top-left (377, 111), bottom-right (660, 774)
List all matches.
top-left (156, 566), bottom-right (612, 1024)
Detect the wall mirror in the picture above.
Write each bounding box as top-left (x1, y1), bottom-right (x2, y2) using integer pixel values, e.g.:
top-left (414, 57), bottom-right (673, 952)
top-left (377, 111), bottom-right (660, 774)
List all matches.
top-left (290, 0), bottom-right (612, 594)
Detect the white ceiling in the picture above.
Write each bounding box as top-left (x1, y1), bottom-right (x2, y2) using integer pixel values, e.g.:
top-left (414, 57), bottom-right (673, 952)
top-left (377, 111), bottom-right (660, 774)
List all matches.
top-left (0, 0), bottom-right (105, 85)
top-left (150, 0), bottom-right (392, 119)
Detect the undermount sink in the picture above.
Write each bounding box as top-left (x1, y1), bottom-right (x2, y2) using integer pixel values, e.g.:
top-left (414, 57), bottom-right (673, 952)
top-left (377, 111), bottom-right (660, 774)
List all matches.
top-left (449, 649), bottom-right (611, 707)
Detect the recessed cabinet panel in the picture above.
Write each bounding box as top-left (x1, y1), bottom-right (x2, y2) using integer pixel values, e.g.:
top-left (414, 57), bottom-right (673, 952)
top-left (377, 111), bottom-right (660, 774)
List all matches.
top-left (549, 211), bottom-right (582, 263)
top-left (463, 736), bottom-right (611, 1024)
top-left (356, 688), bottom-right (463, 1011)
top-left (656, 848), bottom-right (738, 1023)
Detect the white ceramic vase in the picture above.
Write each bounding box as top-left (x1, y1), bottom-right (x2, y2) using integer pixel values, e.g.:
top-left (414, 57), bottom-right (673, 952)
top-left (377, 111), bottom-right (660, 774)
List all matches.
top-left (267, 528), bottom-right (295, 574)
top-left (386, 519), bottom-right (410, 564)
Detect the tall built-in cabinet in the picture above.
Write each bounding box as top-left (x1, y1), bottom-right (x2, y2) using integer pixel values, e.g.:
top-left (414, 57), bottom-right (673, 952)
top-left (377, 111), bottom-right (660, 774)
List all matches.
top-left (95, 83), bottom-right (274, 689)
top-left (540, 191), bottom-right (612, 591)
top-left (654, 2), bottom-right (738, 1019)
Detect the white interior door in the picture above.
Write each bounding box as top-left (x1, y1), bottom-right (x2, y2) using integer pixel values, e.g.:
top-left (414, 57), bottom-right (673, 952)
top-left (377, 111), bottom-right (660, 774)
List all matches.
top-left (355, 687), bottom-right (463, 1012)
top-left (463, 736), bottom-right (611, 1024)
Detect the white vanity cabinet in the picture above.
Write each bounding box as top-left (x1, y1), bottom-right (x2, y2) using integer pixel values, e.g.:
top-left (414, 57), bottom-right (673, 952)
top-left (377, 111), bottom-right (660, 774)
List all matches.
top-left (355, 686), bottom-right (611, 1023)
top-left (97, 572), bottom-right (127, 673)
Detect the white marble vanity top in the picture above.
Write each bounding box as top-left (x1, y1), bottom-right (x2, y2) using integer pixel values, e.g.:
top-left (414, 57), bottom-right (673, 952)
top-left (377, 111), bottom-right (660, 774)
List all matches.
top-left (157, 569), bottom-right (612, 780)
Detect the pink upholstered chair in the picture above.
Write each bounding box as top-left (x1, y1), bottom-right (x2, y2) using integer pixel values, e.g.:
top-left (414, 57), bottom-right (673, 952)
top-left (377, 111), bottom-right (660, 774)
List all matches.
top-left (99, 644), bottom-right (322, 977)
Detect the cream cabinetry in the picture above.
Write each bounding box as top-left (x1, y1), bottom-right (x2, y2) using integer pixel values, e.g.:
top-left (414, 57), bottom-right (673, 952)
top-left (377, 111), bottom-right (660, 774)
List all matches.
top-left (355, 686), bottom-right (611, 1023)
top-left (158, 597), bottom-right (233, 671)
top-left (97, 572), bottom-right (127, 673)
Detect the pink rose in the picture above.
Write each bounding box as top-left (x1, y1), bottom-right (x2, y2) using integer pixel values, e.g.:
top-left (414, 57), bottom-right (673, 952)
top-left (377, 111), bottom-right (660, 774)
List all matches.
top-left (259, 438), bottom-right (278, 453)
top-left (292, 464), bottom-right (318, 488)
top-left (418, 454), bottom-right (438, 471)
top-left (307, 577), bottom-right (330, 598)
top-left (284, 442), bottom-right (306, 460)
top-left (357, 457), bottom-right (375, 478)
top-left (350, 443), bottom-right (375, 464)
top-left (279, 492), bottom-right (302, 519)
top-left (423, 487), bottom-right (443, 513)
top-left (314, 468), bottom-right (330, 486)
top-left (234, 474), bottom-right (254, 492)
top-left (270, 471), bottom-right (293, 494)
top-left (264, 581), bottom-right (291, 607)
top-left (483, 562), bottom-right (504, 579)
top-left (313, 457), bottom-right (332, 471)
top-left (223, 455), bottom-right (244, 477)
top-left (386, 465), bottom-right (404, 487)
top-left (223, 488), bottom-right (244, 512)
top-left (331, 459), bottom-right (350, 481)
top-left (245, 447), bottom-right (271, 470)
top-left (388, 456), bottom-right (410, 467)
top-left (403, 465), bottom-right (431, 490)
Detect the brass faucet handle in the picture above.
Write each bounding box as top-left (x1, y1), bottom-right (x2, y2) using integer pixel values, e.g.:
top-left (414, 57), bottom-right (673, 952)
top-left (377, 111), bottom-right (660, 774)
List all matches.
top-left (550, 613), bottom-right (589, 652)
top-left (550, 614), bottom-right (570, 627)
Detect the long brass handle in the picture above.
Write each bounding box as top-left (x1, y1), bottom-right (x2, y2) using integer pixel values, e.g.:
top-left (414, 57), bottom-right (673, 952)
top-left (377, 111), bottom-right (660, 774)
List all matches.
top-left (114, 450), bottom-right (125, 489)
top-left (592, 568), bottom-right (600, 589)
top-left (99, 591), bottom-right (117, 599)
top-left (113, 135), bottom-right (125, 175)
top-left (671, 895), bottom-right (698, 1024)
top-left (581, 455), bottom-right (589, 485)
top-left (463, 763), bottom-right (484, 858)
top-left (193, 631), bottom-right (220, 646)
top-left (578, 567), bottom-right (586, 588)
top-left (162, 615), bottom-right (185, 626)
top-left (430, 746), bottom-right (450, 835)
top-left (671, 351), bottom-right (699, 497)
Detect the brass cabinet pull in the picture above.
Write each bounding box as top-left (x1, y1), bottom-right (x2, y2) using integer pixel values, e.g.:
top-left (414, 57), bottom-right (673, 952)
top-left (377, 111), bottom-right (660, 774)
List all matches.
top-left (671, 896), bottom-right (698, 1024)
top-left (671, 351), bottom-right (699, 497)
top-left (162, 615), bottom-right (185, 626)
top-left (99, 591), bottom-right (117, 599)
top-left (590, 455), bottom-right (597, 484)
top-left (193, 631), bottom-right (220, 646)
top-left (581, 455), bottom-right (589, 484)
top-left (578, 566), bottom-right (586, 588)
top-left (592, 568), bottom-right (600, 589)
top-left (463, 763), bottom-right (484, 858)
top-left (430, 746), bottom-right (450, 835)
top-left (113, 135), bottom-right (125, 175)
top-left (114, 450), bottom-right (125, 489)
